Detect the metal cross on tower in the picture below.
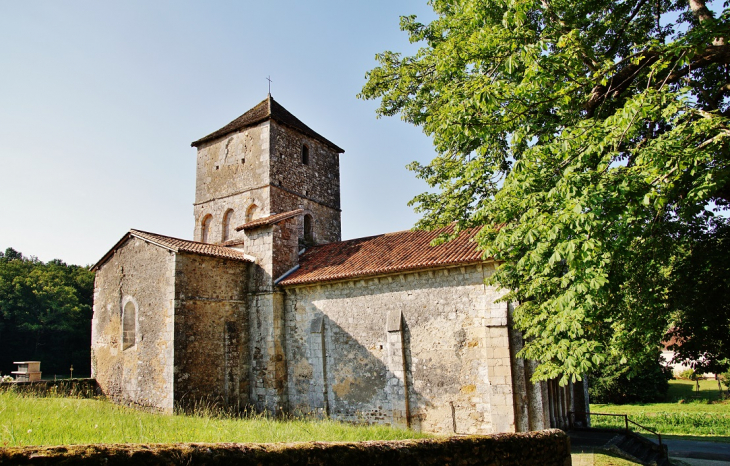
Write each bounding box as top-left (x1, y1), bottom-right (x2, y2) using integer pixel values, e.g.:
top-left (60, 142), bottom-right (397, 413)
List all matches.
top-left (266, 76), bottom-right (272, 94)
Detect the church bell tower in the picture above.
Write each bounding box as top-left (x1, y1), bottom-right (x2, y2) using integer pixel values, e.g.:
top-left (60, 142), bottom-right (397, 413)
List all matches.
top-left (190, 95), bottom-right (344, 281)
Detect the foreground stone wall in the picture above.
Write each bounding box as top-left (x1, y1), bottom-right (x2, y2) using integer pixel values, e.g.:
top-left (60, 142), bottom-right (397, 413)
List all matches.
top-left (0, 430), bottom-right (571, 466)
top-left (173, 253), bottom-right (250, 411)
top-left (91, 237), bottom-right (175, 411)
top-left (282, 262), bottom-right (519, 435)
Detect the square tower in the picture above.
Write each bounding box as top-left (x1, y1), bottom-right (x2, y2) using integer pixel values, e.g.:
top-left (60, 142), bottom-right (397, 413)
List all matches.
top-left (190, 95), bottom-right (344, 249)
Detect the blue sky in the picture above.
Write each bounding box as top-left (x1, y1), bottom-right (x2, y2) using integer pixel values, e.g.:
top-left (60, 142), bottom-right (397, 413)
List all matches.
top-left (0, 1), bottom-right (439, 265)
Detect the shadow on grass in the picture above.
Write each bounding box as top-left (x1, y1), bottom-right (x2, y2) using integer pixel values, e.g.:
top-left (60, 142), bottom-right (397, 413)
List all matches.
top-left (668, 380), bottom-right (726, 403)
top-left (571, 447), bottom-right (645, 466)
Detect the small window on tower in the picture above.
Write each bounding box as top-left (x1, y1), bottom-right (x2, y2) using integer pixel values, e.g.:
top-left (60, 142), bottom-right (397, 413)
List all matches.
top-left (246, 204), bottom-right (258, 222)
top-left (201, 214), bottom-right (212, 243)
top-left (301, 144), bottom-right (309, 165)
top-left (303, 214), bottom-right (314, 246)
top-left (222, 209), bottom-right (234, 242)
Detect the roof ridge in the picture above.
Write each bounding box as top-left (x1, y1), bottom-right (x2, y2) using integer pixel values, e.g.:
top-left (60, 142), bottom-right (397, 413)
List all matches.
top-left (190, 95), bottom-right (344, 152)
top-left (93, 229), bottom-right (252, 271)
top-left (235, 209), bottom-right (304, 231)
top-left (279, 226), bottom-right (486, 287)
top-left (310, 225), bottom-right (467, 248)
top-left (129, 228), bottom-right (210, 246)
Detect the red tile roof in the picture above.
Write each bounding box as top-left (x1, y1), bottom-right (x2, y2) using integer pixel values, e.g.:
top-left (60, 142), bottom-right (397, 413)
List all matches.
top-left (235, 209), bottom-right (303, 231)
top-left (191, 95), bottom-right (344, 152)
top-left (92, 229), bottom-right (252, 271)
top-left (279, 226), bottom-right (487, 286)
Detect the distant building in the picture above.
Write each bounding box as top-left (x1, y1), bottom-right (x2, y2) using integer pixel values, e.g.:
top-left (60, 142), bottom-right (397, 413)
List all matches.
top-left (91, 95), bottom-right (586, 434)
top-left (662, 336), bottom-right (715, 378)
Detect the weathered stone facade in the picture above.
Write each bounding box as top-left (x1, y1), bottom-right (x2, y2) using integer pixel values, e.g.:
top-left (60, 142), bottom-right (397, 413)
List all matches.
top-left (172, 253), bottom-right (250, 410)
top-left (91, 95), bottom-right (587, 432)
top-left (283, 263), bottom-right (519, 434)
top-left (92, 236), bottom-right (176, 411)
top-left (91, 235), bottom-right (253, 413)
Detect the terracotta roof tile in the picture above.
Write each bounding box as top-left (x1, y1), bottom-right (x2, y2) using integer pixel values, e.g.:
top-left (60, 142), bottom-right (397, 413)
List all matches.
top-left (235, 209), bottom-right (303, 231)
top-left (191, 95), bottom-right (344, 152)
top-left (92, 229), bottom-right (252, 271)
top-left (279, 226), bottom-right (487, 286)
top-left (220, 239), bottom-right (246, 247)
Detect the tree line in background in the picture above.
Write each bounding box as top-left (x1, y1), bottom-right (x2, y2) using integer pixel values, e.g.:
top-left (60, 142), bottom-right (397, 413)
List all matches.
top-left (0, 248), bottom-right (94, 378)
top-left (361, 0), bottom-right (730, 387)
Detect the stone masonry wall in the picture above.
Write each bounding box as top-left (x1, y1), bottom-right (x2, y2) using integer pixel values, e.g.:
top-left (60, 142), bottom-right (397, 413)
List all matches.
top-left (173, 253), bottom-right (250, 411)
top-left (271, 188), bottom-right (341, 245)
top-left (193, 121), bottom-right (271, 243)
top-left (282, 262), bottom-right (519, 435)
top-left (270, 121), bottom-right (341, 244)
top-left (272, 216), bottom-right (301, 282)
top-left (194, 122), bottom-right (270, 205)
top-left (242, 226), bottom-right (275, 291)
top-left (91, 237), bottom-right (175, 412)
top-left (194, 187), bottom-right (269, 244)
top-left (269, 121), bottom-right (340, 210)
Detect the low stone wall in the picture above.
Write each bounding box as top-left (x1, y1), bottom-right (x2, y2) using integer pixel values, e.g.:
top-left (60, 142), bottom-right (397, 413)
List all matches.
top-left (0, 429), bottom-right (571, 466)
top-left (0, 378), bottom-right (100, 398)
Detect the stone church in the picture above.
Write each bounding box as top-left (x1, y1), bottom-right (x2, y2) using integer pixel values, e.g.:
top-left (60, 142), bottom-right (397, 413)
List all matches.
top-left (91, 95), bottom-right (587, 434)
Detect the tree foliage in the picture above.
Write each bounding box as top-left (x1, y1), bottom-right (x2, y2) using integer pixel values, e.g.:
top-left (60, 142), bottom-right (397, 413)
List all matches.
top-left (0, 248), bottom-right (94, 377)
top-left (589, 354), bottom-right (672, 404)
top-left (361, 0), bottom-right (730, 383)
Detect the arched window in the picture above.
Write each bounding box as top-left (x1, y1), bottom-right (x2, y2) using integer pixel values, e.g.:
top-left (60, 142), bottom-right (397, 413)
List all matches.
top-left (222, 209), bottom-right (234, 242)
top-left (304, 214), bottom-right (314, 245)
top-left (201, 214), bottom-right (212, 243)
top-left (246, 204), bottom-right (258, 222)
top-left (122, 300), bottom-right (136, 350)
top-left (301, 144), bottom-right (309, 165)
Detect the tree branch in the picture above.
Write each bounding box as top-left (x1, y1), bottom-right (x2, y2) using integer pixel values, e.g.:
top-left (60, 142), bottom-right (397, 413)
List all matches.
top-left (585, 45), bottom-right (730, 117)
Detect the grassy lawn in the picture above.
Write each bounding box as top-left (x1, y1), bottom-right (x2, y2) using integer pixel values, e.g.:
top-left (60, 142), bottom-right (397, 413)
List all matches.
top-left (0, 391), bottom-right (429, 447)
top-left (667, 379), bottom-right (726, 403)
top-left (573, 450), bottom-right (645, 465)
top-left (590, 380), bottom-right (730, 438)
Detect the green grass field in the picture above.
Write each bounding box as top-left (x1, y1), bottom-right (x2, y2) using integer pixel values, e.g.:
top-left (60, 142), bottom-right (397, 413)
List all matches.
top-left (0, 391), bottom-right (429, 447)
top-left (590, 380), bottom-right (730, 438)
top-left (572, 450), bottom-right (645, 465)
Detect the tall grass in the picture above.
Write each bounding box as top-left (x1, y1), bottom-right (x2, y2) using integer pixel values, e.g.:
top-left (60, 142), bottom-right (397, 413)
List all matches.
top-left (590, 411), bottom-right (730, 436)
top-left (0, 391), bottom-right (430, 447)
top-left (590, 380), bottom-right (730, 437)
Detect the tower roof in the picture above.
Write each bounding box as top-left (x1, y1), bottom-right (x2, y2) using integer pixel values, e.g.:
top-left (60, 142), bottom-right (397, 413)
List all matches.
top-left (191, 94), bottom-right (344, 152)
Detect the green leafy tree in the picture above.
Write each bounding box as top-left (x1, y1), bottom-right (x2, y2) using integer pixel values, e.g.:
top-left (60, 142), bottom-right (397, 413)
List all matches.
top-left (666, 221), bottom-right (730, 375)
top-left (589, 354), bottom-right (672, 404)
top-left (361, 0), bottom-right (730, 383)
top-left (0, 248), bottom-right (94, 377)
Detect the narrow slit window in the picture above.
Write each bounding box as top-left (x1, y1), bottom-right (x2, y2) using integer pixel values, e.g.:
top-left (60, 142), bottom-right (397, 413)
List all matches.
top-left (122, 301), bottom-right (136, 350)
top-left (304, 214), bottom-right (314, 245)
top-left (301, 144), bottom-right (309, 165)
